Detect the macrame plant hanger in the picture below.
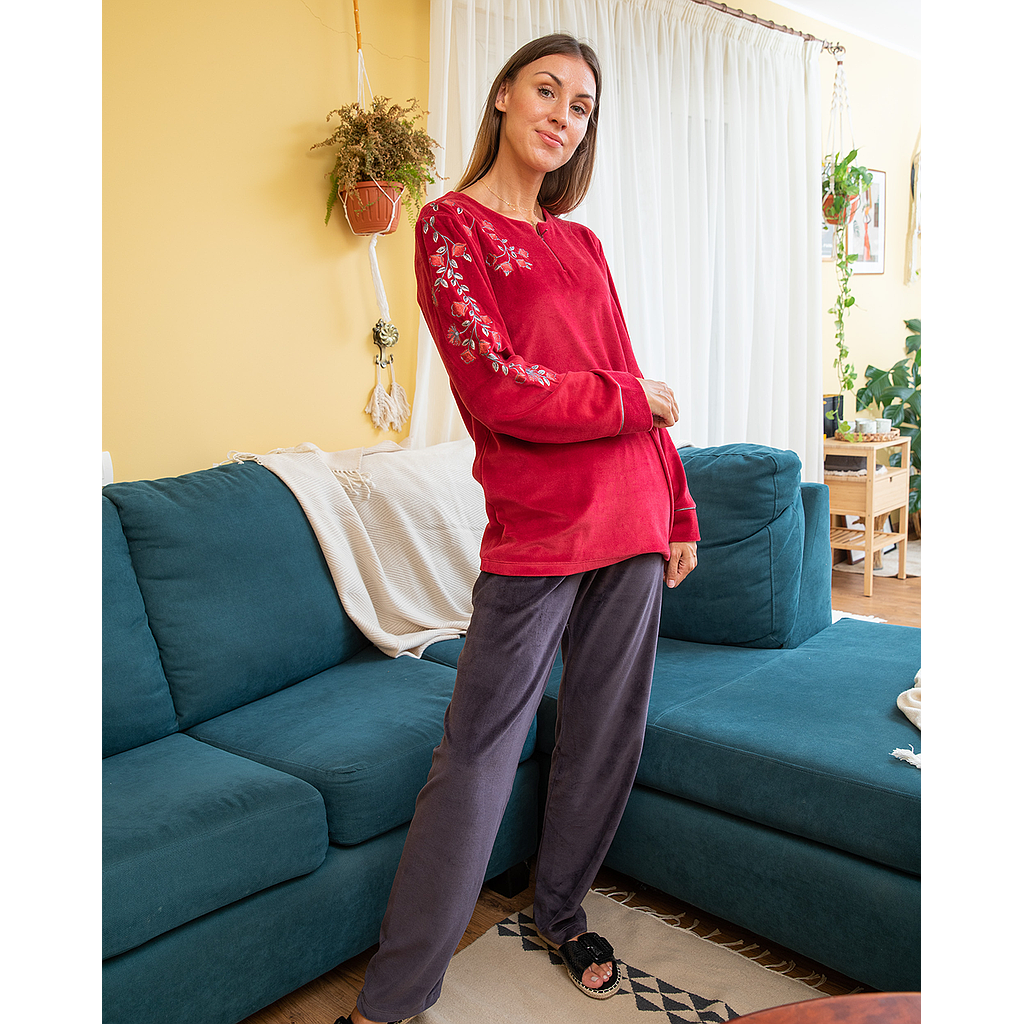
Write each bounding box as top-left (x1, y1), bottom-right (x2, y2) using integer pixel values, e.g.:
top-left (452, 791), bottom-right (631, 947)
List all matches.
top-left (349, 0), bottom-right (410, 432)
top-left (823, 46), bottom-right (856, 209)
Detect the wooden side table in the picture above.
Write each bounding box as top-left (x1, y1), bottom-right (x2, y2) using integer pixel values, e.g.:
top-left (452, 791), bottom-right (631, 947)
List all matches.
top-left (731, 992), bottom-right (920, 1023)
top-left (824, 435), bottom-right (911, 598)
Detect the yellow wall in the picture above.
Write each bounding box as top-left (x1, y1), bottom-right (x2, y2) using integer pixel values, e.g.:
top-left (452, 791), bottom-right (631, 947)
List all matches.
top-left (747, 1), bottom-right (921, 415)
top-left (104, 0), bottom-right (919, 482)
top-left (103, 0), bottom-right (429, 482)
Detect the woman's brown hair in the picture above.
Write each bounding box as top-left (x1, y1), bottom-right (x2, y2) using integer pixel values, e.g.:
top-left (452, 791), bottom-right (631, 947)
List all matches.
top-left (456, 34), bottom-right (602, 216)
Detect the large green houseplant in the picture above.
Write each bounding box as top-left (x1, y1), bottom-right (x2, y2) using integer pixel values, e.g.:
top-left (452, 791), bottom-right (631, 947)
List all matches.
top-left (312, 96), bottom-right (439, 229)
top-left (823, 150), bottom-right (873, 414)
top-left (856, 318), bottom-right (922, 528)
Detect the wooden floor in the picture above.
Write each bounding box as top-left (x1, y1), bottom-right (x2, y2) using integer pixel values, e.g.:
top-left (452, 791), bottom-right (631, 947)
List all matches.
top-left (830, 570), bottom-right (921, 627)
top-left (242, 569), bottom-right (920, 1024)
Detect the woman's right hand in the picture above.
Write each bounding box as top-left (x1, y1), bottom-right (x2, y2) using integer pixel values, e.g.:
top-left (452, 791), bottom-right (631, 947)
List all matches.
top-left (639, 378), bottom-right (679, 429)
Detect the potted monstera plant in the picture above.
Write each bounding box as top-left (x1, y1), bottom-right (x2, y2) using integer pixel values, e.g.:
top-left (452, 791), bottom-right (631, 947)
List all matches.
top-left (823, 150), bottom-right (873, 433)
top-left (856, 318), bottom-right (922, 534)
top-left (311, 96), bottom-right (439, 234)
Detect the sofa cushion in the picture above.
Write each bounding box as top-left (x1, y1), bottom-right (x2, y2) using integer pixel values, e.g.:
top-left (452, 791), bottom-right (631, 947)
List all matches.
top-left (102, 733), bottom-right (328, 959)
top-left (104, 462), bottom-right (370, 729)
top-left (536, 637), bottom-right (785, 755)
top-left (662, 445), bottom-right (804, 648)
top-left (187, 647), bottom-right (536, 847)
top-left (102, 496), bottom-right (179, 757)
top-left (635, 619), bottom-right (922, 873)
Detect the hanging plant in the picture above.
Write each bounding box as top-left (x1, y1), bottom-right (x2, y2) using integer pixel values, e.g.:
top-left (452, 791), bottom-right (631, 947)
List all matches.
top-left (311, 96), bottom-right (440, 229)
top-left (822, 149), bottom-right (873, 226)
top-left (824, 150), bottom-right (873, 398)
top-left (309, 0), bottom-right (442, 434)
top-left (821, 53), bottom-right (872, 409)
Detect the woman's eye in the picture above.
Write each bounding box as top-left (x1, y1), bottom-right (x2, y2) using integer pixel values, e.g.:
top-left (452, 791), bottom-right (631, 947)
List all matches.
top-left (572, 105), bottom-right (588, 117)
top-left (539, 86), bottom-right (553, 98)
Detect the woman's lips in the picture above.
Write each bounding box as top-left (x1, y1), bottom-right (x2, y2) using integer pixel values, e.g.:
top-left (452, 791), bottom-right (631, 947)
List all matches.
top-left (537, 130), bottom-right (564, 148)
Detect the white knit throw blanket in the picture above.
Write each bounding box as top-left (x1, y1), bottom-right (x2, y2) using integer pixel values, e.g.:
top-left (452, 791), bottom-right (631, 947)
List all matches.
top-left (228, 439), bottom-right (485, 658)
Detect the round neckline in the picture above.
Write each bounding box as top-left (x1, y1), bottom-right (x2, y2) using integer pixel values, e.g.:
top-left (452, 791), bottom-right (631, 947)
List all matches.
top-left (450, 190), bottom-right (550, 232)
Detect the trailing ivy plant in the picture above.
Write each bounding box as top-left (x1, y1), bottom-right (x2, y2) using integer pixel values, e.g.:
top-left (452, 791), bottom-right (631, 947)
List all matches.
top-left (828, 224), bottom-right (859, 395)
top-left (311, 96), bottom-right (440, 227)
top-left (856, 318), bottom-right (921, 515)
top-left (823, 150), bottom-right (873, 399)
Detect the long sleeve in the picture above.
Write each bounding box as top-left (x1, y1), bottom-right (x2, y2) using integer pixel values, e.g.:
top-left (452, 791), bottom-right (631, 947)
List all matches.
top-left (656, 429), bottom-right (700, 543)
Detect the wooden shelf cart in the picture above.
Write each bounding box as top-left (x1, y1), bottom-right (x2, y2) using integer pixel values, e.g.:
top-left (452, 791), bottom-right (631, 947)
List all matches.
top-left (824, 434), bottom-right (912, 597)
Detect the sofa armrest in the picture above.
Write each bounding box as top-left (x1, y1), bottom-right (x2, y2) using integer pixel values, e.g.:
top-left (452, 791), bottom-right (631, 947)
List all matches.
top-left (785, 482), bottom-right (833, 648)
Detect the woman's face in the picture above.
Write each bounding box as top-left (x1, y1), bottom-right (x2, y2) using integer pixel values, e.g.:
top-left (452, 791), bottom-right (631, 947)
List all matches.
top-left (494, 54), bottom-right (596, 177)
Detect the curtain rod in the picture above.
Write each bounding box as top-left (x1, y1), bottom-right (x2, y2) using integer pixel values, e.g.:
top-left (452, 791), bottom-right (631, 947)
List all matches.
top-left (686, 0), bottom-right (845, 54)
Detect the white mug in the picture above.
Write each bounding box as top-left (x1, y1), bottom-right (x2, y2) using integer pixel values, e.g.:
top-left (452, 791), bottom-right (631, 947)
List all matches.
top-left (855, 419), bottom-right (875, 434)
top-left (876, 418), bottom-right (892, 433)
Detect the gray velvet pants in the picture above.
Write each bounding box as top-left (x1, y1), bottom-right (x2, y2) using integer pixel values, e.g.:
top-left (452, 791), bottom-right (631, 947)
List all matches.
top-left (357, 553), bottom-right (664, 1022)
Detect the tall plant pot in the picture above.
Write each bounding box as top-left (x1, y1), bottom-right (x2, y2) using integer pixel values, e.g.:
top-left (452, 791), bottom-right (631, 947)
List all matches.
top-left (823, 393), bottom-right (844, 437)
top-left (341, 181), bottom-right (405, 235)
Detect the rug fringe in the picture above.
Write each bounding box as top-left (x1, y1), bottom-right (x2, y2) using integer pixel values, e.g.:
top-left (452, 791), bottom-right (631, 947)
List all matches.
top-left (593, 888), bottom-right (697, 934)
top-left (590, 887), bottom-right (839, 992)
top-left (891, 745), bottom-right (922, 768)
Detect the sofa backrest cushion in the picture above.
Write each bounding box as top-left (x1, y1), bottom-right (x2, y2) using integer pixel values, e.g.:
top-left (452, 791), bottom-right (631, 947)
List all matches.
top-left (104, 462), bottom-right (370, 729)
top-left (660, 444), bottom-right (804, 648)
top-left (103, 496), bottom-right (179, 756)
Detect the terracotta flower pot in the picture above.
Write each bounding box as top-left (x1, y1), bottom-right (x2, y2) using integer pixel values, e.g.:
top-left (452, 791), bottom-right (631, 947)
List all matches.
top-left (341, 181), bottom-right (405, 235)
top-left (822, 192), bottom-right (860, 227)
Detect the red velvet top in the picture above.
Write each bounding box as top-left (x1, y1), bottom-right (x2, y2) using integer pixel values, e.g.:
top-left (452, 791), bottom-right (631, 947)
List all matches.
top-left (415, 192), bottom-right (699, 576)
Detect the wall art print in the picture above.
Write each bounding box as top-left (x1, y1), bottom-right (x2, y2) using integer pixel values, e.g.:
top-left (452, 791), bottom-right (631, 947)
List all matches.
top-left (850, 169), bottom-right (885, 275)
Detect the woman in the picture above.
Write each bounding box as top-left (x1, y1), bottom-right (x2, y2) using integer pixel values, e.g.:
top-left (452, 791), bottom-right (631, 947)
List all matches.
top-left (338, 33), bottom-right (698, 1024)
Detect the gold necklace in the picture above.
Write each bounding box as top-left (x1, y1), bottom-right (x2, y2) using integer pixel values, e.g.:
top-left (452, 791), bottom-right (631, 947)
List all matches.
top-left (481, 179), bottom-right (540, 223)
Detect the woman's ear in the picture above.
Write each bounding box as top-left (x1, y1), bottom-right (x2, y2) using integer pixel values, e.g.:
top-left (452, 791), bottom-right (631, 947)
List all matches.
top-left (495, 80), bottom-right (509, 113)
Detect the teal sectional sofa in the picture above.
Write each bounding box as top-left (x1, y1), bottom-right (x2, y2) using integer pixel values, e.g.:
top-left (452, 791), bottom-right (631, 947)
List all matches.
top-left (102, 443), bottom-right (921, 1024)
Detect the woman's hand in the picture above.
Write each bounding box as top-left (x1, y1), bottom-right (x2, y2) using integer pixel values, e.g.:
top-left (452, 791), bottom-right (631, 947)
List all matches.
top-left (664, 542), bottom-right (697, 589)
top-left (639, 378), bottom-right (679, 428)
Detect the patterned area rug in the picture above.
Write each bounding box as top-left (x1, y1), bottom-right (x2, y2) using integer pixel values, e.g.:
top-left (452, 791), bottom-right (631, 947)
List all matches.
top-left (418, 892), bottom-right (825, 1023)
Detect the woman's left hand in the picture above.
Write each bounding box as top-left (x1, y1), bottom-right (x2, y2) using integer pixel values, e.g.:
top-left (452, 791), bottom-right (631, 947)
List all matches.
top-left (664, 542), bottom-right (697, 589)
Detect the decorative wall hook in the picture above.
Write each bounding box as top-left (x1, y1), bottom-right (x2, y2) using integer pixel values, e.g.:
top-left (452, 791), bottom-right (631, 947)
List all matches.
top-left (365, 318), bottom-right (410, 431)
top-left (372, 318), bottom-right (400, 366)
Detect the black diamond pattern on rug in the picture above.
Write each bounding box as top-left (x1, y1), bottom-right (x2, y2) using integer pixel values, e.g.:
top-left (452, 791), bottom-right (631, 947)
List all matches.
top-left (496, 912), bottom-right (740, 1022)
top-left (616, 962), bottom-right (740, 1021)
top-left (496, 912), bottom-right (552, 954)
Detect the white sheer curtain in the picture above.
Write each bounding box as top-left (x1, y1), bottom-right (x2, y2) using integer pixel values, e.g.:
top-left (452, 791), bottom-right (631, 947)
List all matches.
top-left (409, 0), bottom-right (823, 482)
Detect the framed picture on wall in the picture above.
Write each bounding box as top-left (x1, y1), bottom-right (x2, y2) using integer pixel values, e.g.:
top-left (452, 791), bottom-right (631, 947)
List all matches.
top-left (850, 169), bottom-right (885, 274)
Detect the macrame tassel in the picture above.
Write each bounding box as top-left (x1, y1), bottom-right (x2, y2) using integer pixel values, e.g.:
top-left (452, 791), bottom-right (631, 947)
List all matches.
top-left (365, 360), bottom-right (396, 430)
top-left (387, 359), bottom-right (410, 430)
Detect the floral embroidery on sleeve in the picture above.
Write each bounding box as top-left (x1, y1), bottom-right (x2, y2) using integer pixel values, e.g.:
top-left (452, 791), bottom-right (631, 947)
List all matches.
top-left (479, 218), bottom-right (533, 276)
top-left (422, 204), bottom-right (560, 388)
